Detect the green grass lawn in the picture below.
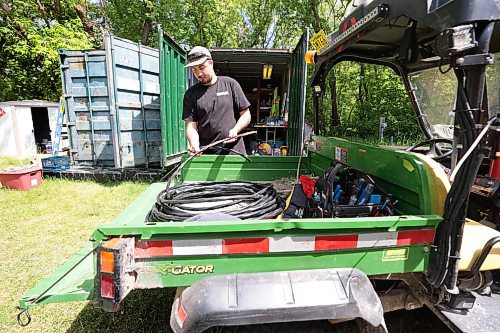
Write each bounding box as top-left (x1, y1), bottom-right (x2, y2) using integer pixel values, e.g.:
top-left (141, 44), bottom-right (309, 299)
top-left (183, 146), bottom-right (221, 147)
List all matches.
top-left (0, 178), bottom-right (164, 333)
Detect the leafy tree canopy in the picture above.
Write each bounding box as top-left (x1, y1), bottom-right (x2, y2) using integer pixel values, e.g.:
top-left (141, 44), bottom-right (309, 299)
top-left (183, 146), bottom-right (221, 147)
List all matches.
top-left (0, 0), bottom-right (421, 143)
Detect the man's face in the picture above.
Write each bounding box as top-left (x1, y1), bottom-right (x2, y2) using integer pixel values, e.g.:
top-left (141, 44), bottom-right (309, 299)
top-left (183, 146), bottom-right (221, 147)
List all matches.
top-left (192, 60), bottom-right (214, 85)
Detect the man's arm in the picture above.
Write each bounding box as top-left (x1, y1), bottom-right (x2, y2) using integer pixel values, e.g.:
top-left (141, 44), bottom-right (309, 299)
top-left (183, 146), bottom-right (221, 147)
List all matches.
top-left (228, 108), bottom-right (251, 138)
top-left (185, 120), bottom-right (200, 154)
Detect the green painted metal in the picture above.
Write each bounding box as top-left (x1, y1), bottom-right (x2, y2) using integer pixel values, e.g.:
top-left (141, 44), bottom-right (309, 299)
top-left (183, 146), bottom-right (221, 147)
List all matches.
top-left (21, 142), bottom-right (445, 308)
top-left (91, 179), bottom-right (440, 237)
top-left (288, 30), bottom-right (309, 156)
top-left (20, 244), bottom-right (95, 308)
top-left (308, 136), bottom-right (436, 215)
top-left (134, 245), bottom-right (430, 287)
top-left (159, 32), bottom-right (188, 166)
top-left (180, 155), bottom-right (307, 182)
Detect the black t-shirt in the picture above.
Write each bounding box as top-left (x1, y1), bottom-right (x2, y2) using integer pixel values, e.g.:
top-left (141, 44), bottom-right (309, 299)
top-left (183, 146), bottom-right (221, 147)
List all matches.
top-left (183, 76), bottom-right (251, 155)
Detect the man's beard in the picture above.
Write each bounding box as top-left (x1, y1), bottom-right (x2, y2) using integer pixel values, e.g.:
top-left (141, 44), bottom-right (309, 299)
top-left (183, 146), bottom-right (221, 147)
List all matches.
top-left (198, 74), bottom-right (213, 85)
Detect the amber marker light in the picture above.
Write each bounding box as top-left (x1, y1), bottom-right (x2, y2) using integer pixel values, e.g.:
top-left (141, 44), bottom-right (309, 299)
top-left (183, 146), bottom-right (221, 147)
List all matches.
top-left (305, 50), bottom-right (317, 64)
top-left (101, 251), bottom-right (115, 273)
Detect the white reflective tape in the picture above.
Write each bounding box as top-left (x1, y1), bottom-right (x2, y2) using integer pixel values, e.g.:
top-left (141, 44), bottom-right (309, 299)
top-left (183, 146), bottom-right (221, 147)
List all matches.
top-left (357, 232), bottom-right (398, 248)
top-left (269, 236), bottom-right (315, 252)
top-left (172, 239), bottom-right (223, 255)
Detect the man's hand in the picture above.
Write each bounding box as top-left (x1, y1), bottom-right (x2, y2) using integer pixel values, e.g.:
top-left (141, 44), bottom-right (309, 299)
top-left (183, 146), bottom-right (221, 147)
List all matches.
top-left (188, 145), bottom-right (201, 156)
top-left (226, 128), bottom-right (238, 143)
top-left (186, 120), bottom-right (201, 156)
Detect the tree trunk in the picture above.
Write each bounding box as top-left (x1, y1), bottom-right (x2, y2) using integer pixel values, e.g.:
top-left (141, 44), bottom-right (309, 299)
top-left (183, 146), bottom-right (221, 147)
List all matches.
top-left (330, 71), bottom-right (340, 128)
top-left (34, 0), bottom-right (46, 15)
top-left (141, 19), bottom-right (153, 45)
top-left (1, 2), bottom-right (12, 13)
top-left (54, 0), bottom-right (61, 17)
top-left (308, 0), bottom-right (322, 32)
top-left (75, 3), bottom-right (94, 35)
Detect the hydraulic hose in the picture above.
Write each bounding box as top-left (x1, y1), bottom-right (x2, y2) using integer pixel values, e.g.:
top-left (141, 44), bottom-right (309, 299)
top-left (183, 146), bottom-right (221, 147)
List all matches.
top-left (146, 181), bottom-right (284, 222)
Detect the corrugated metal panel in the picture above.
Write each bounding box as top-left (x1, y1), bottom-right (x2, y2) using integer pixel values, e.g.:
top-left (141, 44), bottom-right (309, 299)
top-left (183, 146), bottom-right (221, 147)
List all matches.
top-left (288, 31), bottom-right (309, 156)
top-left (59, 34), bottom-right (162, 168)
top-left (111, 37), bottom-right (162, 168)
top-left (159, 33), bottom-right (188, 165)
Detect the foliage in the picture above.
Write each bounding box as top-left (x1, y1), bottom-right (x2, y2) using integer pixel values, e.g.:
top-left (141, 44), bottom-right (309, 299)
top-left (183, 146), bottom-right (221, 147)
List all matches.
top-left (0, 0), bottom-right (94, 101)
top-left (0, 0), bottom-right (425, 143)
top-left (331, 62), bottom-right (424, 143)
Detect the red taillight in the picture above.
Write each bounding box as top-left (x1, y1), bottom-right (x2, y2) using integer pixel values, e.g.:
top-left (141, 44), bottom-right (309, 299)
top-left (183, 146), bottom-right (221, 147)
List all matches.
top-left (101, 275), bottom-right (115, 299)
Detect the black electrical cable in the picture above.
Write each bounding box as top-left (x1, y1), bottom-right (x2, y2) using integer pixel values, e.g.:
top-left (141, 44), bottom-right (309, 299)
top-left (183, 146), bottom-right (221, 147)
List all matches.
top-left (427, 66), bottom-right (486, 290)
top-left (146, 181), bottom-right (284, 222)
top-left (146, 130), bottom-right (284, 222)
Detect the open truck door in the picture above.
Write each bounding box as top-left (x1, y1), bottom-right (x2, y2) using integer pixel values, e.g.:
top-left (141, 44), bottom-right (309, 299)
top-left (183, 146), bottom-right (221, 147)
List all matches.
top-left (288, 30), bottom-right (309, 156)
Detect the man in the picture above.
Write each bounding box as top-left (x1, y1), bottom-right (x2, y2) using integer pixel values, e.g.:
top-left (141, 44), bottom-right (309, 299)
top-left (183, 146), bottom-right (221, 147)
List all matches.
top-left (183, 46), bottom-right (251, 155)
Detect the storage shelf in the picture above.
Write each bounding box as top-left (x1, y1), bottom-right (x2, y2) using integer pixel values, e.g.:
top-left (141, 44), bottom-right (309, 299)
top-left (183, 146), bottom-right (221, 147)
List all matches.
top-left (254, 125), bottom-right (288, 128)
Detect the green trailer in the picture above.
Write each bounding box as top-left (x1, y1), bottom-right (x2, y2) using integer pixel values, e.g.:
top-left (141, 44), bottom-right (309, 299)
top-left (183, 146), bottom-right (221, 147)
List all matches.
top-left (19, 0), bottom-right (500, 332)
top-left (19, 145), bottom-right (444, 331)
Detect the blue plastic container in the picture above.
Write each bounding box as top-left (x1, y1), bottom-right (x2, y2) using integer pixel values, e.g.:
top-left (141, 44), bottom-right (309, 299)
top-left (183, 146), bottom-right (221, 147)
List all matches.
top-left (41, 156), bottom-right (71, 172)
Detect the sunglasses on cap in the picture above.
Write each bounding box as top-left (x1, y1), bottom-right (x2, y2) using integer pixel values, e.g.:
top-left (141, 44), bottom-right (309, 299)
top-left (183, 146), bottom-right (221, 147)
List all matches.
top-left (188, 52), bottom-right (211, 63)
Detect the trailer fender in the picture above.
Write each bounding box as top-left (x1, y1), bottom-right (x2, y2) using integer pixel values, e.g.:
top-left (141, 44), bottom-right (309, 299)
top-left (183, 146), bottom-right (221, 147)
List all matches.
top-left (170, 268), bottom-right (387, 333)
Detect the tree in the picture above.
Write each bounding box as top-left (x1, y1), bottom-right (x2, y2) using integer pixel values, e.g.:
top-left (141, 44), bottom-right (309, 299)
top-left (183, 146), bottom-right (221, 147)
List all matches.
top-left (0, 0), bottom-right (94, 101)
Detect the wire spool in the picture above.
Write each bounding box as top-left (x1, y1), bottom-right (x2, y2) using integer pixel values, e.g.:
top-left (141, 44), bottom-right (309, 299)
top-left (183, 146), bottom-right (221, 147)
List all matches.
top-left (146, 181), bottom-right (285, 222)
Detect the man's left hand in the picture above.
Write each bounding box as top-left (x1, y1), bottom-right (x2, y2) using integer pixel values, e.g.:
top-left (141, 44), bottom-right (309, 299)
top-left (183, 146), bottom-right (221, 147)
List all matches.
top-left (226, 128), bottom-right (238, 143)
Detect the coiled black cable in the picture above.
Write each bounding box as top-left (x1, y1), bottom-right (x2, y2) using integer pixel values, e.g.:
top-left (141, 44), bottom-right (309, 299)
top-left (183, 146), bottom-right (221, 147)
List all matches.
top-left (146, 181), bottom-right (285, 222)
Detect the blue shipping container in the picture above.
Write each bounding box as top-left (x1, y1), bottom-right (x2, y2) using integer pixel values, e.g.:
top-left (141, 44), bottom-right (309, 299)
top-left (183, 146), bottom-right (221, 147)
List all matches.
top-left (59, 32), bottom-right (162, 168)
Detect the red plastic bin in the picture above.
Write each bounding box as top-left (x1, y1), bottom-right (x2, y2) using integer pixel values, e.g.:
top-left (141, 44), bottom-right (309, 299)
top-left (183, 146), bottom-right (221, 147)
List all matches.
top-left (0, 167), bottom-right (42, 190)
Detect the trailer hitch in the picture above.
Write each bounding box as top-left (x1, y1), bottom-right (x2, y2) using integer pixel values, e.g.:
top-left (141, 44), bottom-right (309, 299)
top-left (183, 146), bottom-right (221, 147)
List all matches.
top-left (16, 307), bottom-right (31, 327)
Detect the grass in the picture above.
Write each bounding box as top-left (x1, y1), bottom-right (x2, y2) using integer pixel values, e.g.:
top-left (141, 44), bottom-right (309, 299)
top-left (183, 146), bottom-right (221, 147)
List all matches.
top-left (0, 156), bottom-right (33, 170)
top-left (0, 178), bottom-right (149, 333)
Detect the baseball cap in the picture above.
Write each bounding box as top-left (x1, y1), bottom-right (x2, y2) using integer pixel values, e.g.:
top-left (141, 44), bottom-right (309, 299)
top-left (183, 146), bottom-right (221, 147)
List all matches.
top-left (186, 46), bottom-right (212, 67)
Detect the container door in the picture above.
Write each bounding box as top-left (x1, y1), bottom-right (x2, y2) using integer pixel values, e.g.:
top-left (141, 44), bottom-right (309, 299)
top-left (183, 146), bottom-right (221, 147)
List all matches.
top-left (159, 32), bottom-right (188, 166)
top-left (0, 105), bottom-right (17, 156)
top-left (109, 36), bottom-right (162, 168)
top-left (288, 30), bottom-right (309, 156)
top-left (12, 106), bottom-right (37, 157)
top-left (59, 49), bottom-right (115, 167)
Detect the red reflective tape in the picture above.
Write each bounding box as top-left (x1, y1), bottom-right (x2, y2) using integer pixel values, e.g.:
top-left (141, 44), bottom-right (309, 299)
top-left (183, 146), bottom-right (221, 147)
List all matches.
top-left (135, 240), bottom-right (173, 258)
top-left (222, 238), bottom-right (269, 254)
top-left (342, 21), bottom-right (349, 32)
top-left (101, 275), bottom-right (115, 299)
top-left (177, 297), bottom-right (187, 327)
top-left (349, 17), bottom-right (357, 25)
top-left (315, 235), bottom-right (359, 251)
top-left (397, 230), bottom-right (435, 245)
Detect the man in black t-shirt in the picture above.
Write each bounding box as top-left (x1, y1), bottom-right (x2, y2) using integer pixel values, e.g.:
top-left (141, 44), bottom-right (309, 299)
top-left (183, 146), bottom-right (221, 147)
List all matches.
top-left (183, 46), bottom-right (251, 155)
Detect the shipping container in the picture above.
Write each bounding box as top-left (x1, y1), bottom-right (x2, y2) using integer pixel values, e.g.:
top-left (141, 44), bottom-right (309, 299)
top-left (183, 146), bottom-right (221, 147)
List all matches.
top-left (60, 31), bottom-right (308, 168)
top-left (60, 32), bottom-right (166, 168)
top-left (159, 31), bottom-right (309, 160)
top-left (0, 100), bottom-right (67, 158)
